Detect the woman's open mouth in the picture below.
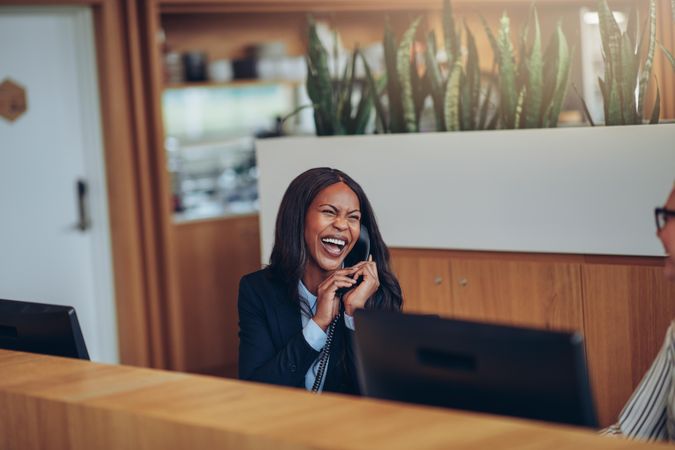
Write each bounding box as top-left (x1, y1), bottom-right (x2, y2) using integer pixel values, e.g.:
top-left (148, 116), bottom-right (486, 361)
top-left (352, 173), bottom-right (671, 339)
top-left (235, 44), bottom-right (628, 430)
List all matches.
top-left (320, 237), bottom-right (347, 257)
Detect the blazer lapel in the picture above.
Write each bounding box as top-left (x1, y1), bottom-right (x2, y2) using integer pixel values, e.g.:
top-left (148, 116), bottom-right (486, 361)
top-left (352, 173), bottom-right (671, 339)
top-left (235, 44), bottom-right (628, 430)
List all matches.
top-left (271, 288), bottom-right (302, 348)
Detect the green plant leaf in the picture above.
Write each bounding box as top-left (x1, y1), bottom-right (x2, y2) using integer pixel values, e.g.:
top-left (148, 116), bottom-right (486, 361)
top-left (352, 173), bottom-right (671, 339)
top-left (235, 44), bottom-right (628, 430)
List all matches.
top-left (478, 65), bottom-right (496, 129)
top-left (497, 13), bottom-right (518, 129)
top-left (598, 0), bottom-right (623, 86)
top-left (607, 78), bottom-right (622, 125)
top-left (465, 22), bottom-right (481, 128)
top-left (514, 86), bottom-right (526, 129)
top-left (360, 52), bottom-right (388, 132)
top-left (546, 27), bottom-right (572, 128)
top-left (572, 83), bottom-right (596, 126)
top-left (620, 33), bottom-right (638, 124)
top-left (649, 81), bottom-right (660, 124)
top-left (524, 7), bottom-right (543, 128)
top-left (384, 18), bottom-right (404, 132)
top-left (443, 0), bottom-right (460, 68)
top-left (637, 0), bottom-right (656, 120)
top-left (444, 63), bottom-right (462, 131)
top-left (481, 15), bottom-right (500, 65)
top-left (306, 18), bottom-right (335, 135)
top-left (661, 43), bottom-right (675, 70)
top-left (397, 16), bottom-right (422, 133)
top-left (425, 31), bottom-right (446, 131)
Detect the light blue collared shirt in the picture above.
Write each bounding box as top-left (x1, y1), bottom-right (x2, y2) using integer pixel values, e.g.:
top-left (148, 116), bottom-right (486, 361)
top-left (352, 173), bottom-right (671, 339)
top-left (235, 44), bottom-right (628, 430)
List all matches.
top-left (298, 281), bottom-right (356, 392)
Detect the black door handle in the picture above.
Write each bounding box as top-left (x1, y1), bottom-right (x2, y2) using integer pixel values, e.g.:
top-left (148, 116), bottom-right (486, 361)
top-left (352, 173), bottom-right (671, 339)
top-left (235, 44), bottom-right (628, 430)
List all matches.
top-left (75, 179), bottom-right (91, 232)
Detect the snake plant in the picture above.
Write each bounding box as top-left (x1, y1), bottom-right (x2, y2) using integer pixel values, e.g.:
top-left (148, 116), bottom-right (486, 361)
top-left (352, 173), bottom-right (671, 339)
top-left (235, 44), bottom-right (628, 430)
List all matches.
top-left (580, 0), bottom-right (660, 125)
top-left (305, 18), bottom-right (374, 135)
top-left (483, 6), bottom-right (572, 129)
top-left (424, 0), bottom-right (498, 132)
top-left (362, 16), bottom-right (427, 133)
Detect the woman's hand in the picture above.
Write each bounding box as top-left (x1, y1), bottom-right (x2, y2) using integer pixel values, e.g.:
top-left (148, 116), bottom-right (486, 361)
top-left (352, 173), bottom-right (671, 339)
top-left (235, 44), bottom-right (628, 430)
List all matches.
top-left (313, 269), bottom-right (357, 330)
top-left (342, 256), bottom-right (380, 316)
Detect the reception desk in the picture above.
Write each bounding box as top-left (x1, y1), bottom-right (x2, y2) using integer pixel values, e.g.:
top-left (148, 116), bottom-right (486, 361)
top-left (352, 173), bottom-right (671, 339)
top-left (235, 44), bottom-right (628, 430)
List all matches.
top-left (0, 349), bottom-right (669, 449)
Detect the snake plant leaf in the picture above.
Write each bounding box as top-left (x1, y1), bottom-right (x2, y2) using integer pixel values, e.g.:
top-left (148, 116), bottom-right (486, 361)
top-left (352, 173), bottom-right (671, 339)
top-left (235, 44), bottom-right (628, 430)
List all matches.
top-left (465, 22), bottom-right (481, 127)
top-left (546, 27), bottom-right (572, 128)
top-left (497, 13), bottom-right (518, 129)
top-left (524, 8), bottom-right (543, 128)
top-left (478, 66), bottom-right (495, 129)
top-left (384, 18), bottom-right (404, 133)
top-left (649, 81), bottom-right (660, 124)
top-left (411, 47), bottom-right (429, 123)
top-left (514, 86), bottom-right (526, 129)
top-left (572, 83), bottom-right (596, 126)
top-left (397, 16), bottom-right (422, 133)
top-left (661, 44), bottom-right (675, 70)
top-left (425, 31), bottom-right (446, 131)
top-left (481, 15), bottom-right (500, 65)
top-left (460, 72), bottom-right (473, 130)
top-left (607, 78), bottom-right (622, 125)
top-left (597, 76), bottom-right (609, 121)
top-left (637, 0), bottom-right (656, 120)
top-left (360, 52), bottom-right (388, 132)
top-left (444, 63), bottom-right (462, 131)
top-left (620, 32), bottom-right (638, 124)
top-left (517, 4), bottom-right (535, 90)
top-left (353, 77), bottom-right (374, 134)
top-left (486, 111), bottom-right (499, 130)
top-left (443, 0), bottom-right (460, 69)
top-left (306, 19), bottom-right (335, 135)
top-left (336, 51), bottom-right (355, 130)
top-left (627, 7), bottom-right (639, 54)
top-left (598, 0), bottom-right (623, 84)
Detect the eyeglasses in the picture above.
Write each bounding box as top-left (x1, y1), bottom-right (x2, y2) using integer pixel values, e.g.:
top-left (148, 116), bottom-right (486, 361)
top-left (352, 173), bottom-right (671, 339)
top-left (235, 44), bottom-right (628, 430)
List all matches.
top-left (655, 208), bottom-right (675, 232)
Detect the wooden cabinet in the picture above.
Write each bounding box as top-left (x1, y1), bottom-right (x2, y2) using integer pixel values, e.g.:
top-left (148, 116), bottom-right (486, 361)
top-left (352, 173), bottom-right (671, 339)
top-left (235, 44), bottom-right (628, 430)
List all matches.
top-left (173, 214), bottom-right (261, 377)
top-left (582, 259), bottom-right (675, 427)
top-left (390, 249), bottom-right (672, 428)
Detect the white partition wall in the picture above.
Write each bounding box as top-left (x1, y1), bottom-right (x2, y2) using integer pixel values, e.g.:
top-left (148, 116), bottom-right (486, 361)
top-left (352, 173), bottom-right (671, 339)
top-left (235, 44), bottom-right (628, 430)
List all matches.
top-left (256, 124), bottom-right (675, 263)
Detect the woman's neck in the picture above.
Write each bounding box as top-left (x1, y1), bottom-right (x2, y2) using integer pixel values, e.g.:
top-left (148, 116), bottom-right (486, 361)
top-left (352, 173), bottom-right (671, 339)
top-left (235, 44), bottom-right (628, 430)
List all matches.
top-left (302, 264), bottom-right (327, 296)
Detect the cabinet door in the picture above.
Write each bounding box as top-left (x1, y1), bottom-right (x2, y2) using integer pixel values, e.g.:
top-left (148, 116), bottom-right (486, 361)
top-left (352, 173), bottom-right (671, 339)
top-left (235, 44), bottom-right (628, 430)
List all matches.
top-left (582, 262), bottom-right (675, 427)
top-left (448, 257), bottom-right (585, 332)
top-left (390, 251), bottom-right (453, 317)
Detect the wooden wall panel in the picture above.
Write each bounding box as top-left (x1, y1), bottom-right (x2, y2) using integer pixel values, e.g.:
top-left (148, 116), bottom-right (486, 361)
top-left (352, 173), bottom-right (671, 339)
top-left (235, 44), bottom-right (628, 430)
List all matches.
top-left (582, 261), bottom-right (675, 427)
top-left (173, 214), bottom-right (261, 377)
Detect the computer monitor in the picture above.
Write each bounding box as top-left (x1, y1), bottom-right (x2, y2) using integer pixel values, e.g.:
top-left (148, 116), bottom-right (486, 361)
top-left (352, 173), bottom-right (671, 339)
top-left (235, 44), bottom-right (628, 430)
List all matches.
top-left (353, 310), bottom-right (597, 427)
top-left (0, 298), bottom-right (90, 360)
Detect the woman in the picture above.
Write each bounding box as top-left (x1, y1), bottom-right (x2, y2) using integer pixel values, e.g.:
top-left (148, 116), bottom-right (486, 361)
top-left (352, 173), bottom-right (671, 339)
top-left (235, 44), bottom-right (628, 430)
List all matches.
top-left (604, 184), bottom-right (675, 440)
top-left (238, 167), bottom-right (403, 394)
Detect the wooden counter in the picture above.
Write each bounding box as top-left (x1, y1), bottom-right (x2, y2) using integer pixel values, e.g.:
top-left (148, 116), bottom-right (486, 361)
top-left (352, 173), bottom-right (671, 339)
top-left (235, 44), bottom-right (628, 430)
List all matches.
top-left (0, 350), bottom-right (669, 449)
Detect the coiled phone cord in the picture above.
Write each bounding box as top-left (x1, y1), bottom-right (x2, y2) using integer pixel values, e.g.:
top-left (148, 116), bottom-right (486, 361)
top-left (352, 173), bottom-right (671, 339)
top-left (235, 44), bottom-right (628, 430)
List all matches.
top-left (311, 311), bottom-right (340, 393)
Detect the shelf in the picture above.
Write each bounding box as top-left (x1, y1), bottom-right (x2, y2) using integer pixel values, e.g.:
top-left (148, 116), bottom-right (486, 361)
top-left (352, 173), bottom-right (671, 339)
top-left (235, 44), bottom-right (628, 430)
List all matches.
top-left (164, 79), bottom-right (303, 91)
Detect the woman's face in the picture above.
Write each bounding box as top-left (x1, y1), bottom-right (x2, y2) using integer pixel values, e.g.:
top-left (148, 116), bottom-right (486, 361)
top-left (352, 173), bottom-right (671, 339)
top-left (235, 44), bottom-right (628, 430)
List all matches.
top-left (658, 187), bottom-right (675, 282)
top-left (304, 182), bottom-right (361, 276)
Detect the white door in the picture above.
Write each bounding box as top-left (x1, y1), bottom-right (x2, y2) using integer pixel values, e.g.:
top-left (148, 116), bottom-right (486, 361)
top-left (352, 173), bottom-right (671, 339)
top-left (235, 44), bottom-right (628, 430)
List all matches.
top-left (0, 7), bottom-right (118, 363)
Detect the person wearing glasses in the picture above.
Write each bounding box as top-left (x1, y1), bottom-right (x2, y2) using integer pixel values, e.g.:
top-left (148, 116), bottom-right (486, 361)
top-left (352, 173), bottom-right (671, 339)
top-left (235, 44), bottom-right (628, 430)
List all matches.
top-left (603, 184), bottom-right (675, 440)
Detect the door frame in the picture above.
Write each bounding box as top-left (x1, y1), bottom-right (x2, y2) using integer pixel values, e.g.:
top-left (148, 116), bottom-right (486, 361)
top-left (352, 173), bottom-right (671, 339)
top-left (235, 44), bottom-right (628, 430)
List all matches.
top-left (0, 0), bottom-right (173, 368)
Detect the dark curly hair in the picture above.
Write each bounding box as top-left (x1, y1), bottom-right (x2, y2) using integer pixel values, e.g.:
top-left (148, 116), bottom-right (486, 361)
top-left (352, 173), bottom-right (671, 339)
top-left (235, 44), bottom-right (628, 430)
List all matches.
top-left (268, 167), bottom-right (402, 312)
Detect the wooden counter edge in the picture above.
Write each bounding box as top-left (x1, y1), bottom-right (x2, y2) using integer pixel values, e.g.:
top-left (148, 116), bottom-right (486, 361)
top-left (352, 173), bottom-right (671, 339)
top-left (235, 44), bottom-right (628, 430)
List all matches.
top-left (0, 350), bottom-right (668, 449)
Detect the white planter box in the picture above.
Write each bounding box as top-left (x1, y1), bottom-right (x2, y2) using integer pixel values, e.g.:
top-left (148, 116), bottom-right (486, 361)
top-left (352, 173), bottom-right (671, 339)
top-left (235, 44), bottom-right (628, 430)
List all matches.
top-left (256, 124), bottom-right (675, 262)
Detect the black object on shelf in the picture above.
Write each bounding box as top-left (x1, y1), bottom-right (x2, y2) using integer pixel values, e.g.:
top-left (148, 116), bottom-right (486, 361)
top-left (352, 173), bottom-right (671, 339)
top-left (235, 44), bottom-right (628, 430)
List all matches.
top-left (183, 51), bottom-right (208, 82)
top-left (232, 58), bottom-right (257, 80)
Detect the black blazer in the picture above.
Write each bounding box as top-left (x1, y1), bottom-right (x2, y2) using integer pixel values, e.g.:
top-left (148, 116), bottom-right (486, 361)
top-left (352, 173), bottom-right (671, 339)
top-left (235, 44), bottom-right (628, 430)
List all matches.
top-left (237, 268), bottom-right (359, 394)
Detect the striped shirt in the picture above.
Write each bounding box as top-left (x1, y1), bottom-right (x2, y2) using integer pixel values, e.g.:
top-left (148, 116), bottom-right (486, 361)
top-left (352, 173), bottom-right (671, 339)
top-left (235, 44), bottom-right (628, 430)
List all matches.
top-left (602, 323), bottom-right (675, 441)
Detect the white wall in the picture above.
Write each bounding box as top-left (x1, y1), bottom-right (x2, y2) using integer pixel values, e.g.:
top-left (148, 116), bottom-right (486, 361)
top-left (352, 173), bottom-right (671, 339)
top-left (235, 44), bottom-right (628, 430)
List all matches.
top-left (256, 124), bottom-right (675, 263)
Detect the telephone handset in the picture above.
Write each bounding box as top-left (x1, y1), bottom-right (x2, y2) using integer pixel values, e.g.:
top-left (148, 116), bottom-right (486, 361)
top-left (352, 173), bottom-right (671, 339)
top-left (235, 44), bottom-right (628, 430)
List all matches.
top-left (312, 225), bottom-right (370, 393)
top-left (337, 224), bottom-right (371, 296)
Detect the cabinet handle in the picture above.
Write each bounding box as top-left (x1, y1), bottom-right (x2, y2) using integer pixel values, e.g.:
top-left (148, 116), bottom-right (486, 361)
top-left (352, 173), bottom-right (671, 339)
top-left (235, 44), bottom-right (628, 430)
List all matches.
top-left (458, 277), bottom-right (469, 287)
top-left (433, 276), bottom-right (443, 285)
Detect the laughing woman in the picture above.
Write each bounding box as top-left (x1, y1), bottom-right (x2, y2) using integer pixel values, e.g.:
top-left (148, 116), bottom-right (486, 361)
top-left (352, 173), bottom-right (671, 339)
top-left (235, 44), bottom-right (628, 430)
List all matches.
top-left (237, 167), bottom-right (403, 394)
